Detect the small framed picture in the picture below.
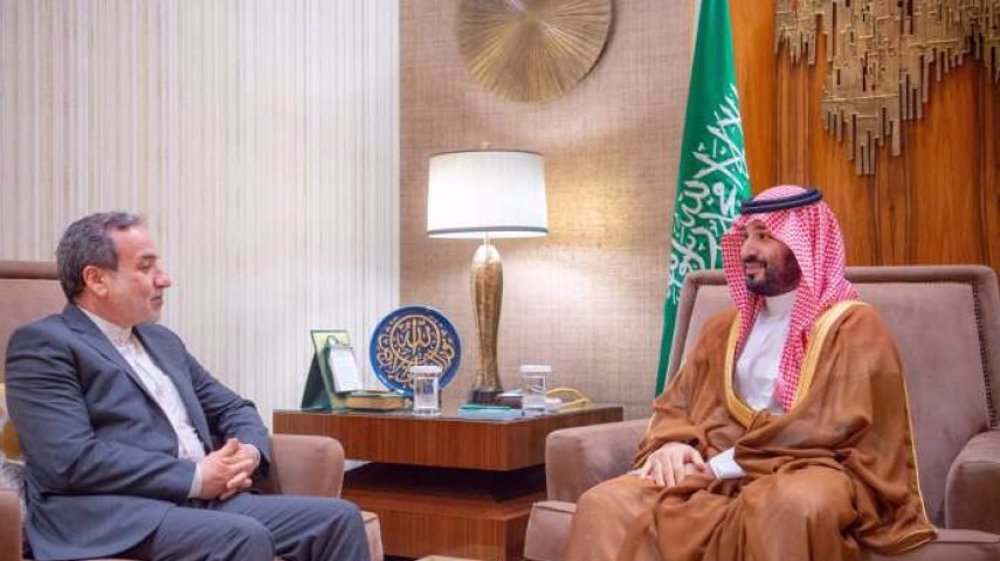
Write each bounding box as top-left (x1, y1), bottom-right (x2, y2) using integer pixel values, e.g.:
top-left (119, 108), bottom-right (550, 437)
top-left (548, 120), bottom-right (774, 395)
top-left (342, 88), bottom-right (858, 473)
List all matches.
top-left (310, 329), bottom-right (362, 394)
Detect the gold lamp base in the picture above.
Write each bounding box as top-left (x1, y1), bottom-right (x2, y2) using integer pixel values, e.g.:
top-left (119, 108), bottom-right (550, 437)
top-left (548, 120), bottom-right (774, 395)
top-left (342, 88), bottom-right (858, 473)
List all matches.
top-left (469, 238), bottom-right (503, 404)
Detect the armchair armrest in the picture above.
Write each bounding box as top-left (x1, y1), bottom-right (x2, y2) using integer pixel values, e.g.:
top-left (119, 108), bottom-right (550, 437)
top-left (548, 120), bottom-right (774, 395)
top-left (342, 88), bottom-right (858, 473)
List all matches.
top-left (545, 419), bottom-right (648, 502)
top-left (0, 490), bottom-right (22, 561)
top-left (259, 434), bottom-right (346, 497)
top-left (946, 430), bottom-right (1000, 533)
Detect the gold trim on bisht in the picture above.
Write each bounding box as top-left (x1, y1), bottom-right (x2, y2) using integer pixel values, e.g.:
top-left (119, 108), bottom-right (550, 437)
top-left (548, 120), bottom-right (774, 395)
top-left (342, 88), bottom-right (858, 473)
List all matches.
top-left (724, 318), bottom-right (755, 427)
top-left (724, 300), bottom-right (866, 426)
top-left (792, 300), bottom-right (866, 406)
top-left (896, 366), bottom-right (935, 550)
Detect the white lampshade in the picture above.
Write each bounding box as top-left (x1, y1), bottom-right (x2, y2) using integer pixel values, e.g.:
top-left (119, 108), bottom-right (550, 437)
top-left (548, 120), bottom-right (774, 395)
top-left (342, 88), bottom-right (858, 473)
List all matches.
top-left (427, 150), bottom-right (548, 239)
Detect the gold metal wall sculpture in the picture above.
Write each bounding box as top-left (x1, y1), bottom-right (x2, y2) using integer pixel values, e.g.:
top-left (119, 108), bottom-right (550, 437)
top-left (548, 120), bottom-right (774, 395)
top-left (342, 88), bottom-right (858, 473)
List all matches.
top-left (456, 0), bottom-right (612, 103)
top-left (776, 0), bottom-right (1000, 174)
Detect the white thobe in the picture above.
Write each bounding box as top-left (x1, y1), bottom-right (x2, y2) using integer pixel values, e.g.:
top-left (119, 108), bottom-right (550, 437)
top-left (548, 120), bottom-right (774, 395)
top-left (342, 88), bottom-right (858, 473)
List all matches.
top-left (708, 290), bottom-right (796, 480)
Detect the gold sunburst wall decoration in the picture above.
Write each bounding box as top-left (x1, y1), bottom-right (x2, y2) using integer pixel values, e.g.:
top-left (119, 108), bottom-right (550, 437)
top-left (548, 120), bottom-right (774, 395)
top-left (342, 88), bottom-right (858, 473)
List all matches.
top-left (456, 0), bottom-right (613, 103)
top-left (776, 0), bottom-right (1000, 175)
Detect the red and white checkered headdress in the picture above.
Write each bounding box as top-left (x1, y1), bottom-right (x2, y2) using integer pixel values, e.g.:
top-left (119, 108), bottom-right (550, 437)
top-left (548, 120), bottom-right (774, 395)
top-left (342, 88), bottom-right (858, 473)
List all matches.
top-left (720, 185), bottom-right (858, 411)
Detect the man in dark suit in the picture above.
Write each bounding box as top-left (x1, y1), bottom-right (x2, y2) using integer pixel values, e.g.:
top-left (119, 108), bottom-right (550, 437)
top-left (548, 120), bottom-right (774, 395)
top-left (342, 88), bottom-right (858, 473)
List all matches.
top-left (5, 212), bottom-right (370, 561)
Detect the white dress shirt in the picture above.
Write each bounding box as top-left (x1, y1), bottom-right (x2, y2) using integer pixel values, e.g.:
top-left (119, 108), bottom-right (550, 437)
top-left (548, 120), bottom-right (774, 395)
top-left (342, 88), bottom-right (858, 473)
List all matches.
top-left (708, 290), bottom-right (796, 480)
top-left (81, 309), bottom-right (206, 496)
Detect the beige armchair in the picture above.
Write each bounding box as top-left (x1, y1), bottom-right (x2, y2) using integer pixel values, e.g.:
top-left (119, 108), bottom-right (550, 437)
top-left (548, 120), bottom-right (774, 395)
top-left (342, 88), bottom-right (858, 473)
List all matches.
top-left (524, 265), bottom-right (1000, 561)
top-left (0, 261), bottom-right (383, 561)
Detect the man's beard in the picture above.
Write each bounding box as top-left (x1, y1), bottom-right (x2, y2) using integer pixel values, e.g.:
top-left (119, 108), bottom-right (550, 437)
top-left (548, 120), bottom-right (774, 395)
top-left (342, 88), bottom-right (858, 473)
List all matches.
top-left (745, 255), bottom-right (801, 296)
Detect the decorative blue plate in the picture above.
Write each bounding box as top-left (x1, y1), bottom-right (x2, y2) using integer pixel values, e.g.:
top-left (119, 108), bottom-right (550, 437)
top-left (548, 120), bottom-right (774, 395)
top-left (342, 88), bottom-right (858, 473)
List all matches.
top-left (368, 305), bottom-right (462, 397)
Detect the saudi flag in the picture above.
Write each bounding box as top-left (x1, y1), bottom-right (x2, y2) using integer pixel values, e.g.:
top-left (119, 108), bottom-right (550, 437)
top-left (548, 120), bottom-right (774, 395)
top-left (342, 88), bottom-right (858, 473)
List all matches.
top-left (655, 0), bottom-right (751, 395)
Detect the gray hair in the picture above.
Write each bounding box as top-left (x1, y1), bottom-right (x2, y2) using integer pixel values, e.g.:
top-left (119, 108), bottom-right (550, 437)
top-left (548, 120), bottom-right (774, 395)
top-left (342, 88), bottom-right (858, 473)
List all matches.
top-left (56, 212), bottom-right (144, 301)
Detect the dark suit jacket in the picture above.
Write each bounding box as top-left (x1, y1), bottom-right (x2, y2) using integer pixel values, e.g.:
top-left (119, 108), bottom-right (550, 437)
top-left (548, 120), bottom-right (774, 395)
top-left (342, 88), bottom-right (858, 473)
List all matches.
top-left (4, 304), bottom-right (271, 561)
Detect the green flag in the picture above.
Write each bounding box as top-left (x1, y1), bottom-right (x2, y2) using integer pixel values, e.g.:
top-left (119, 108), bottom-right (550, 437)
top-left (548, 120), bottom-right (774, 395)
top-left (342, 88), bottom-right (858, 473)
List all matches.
top-left (655, 0), bottom-right (751, 395)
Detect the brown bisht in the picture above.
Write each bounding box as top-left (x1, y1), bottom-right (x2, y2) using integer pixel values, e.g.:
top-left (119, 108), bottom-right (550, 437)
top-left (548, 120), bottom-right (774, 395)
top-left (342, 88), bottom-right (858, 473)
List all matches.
top-left (565, 303), bottom-right (935, 561)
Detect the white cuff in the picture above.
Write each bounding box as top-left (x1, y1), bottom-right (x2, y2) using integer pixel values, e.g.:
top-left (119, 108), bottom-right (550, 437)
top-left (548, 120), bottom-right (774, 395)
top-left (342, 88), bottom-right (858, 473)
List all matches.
top-left (188, 462), bottom-right (203, 498)
top-left (243, 443), bottom-right (261, 464)
top-left (708, 447), bottom-right (745, 480)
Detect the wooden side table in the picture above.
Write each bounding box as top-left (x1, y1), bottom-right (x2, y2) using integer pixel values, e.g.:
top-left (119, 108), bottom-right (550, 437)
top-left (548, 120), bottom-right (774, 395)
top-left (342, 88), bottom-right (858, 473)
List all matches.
top-left (274, 405), bottom-right (623, 560)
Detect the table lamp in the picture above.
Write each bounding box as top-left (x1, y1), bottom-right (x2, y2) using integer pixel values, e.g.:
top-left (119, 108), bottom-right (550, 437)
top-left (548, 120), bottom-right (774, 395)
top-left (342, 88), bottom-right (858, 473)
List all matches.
top-left (427, 149), bottom-right (548, 404)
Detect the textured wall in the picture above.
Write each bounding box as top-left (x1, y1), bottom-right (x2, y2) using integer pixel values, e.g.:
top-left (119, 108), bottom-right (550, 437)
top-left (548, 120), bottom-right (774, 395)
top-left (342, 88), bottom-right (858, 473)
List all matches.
top-left (400, 1), bottom-right (692, 419)
top-left (0, 0), bottom-right (400, 427)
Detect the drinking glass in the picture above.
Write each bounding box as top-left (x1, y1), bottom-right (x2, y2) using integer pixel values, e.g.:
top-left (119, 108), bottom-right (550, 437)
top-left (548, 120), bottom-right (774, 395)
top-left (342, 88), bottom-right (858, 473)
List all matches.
top-left (410, 365), bottom-right (442, 416)
top-left (520, 364), bottom-right (550, 415)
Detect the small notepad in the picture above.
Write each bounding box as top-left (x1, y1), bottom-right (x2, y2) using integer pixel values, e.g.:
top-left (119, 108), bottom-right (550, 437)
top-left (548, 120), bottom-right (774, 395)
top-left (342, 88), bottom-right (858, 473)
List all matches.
top-left (326, 340), bottom-right (363, 393)
top-left (457, 404), bottom-right (523, 421)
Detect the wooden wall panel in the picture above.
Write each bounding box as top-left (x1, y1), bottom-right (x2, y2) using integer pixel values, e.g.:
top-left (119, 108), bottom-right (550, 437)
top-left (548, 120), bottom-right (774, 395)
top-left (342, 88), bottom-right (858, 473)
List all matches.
top-left (732, 1), bottom-right (1000, 275)
top-left (873, 139), bottom-right (910, 265)
top-left (908, 63), bottom-right (983, 265)
top-left (807, 37), bottom-right (881, 266)
top-left (729, 0), bottom-right (776, 191)
top-left (774, 53), bottom-right (811, 187)
top-left (982, 74), bottom-right (1000, 274)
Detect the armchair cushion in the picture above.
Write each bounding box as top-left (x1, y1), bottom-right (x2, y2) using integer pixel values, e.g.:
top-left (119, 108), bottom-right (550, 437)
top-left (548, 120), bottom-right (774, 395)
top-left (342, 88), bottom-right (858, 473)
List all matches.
top-left (261, 434), bottom-right (381, 560)
top-left (257, 433), bottom-right (346, 497)
top-left (946, 431), bottom-right (1000, 534)
top-left (524, 501), bottom-right (576, 561)
top-left (0, 490), bottom-right (21, 561)
top-left (545, 419), bottom-right (647, 502)
top-left (361, 511), bottom-right (384, 561)
top-left (862, 530), bottom-right (1000, 561)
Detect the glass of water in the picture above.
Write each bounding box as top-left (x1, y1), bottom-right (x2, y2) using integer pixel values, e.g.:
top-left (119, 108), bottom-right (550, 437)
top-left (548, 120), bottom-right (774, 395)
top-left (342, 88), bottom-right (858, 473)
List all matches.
top-left (520, 364), bottom-right (550, 415)
top-left (410, 365), bottom-right (442, 416)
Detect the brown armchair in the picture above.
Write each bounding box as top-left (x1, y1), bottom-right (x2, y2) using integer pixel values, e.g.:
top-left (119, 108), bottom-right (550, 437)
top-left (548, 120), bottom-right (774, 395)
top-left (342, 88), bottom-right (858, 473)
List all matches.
top-left (524, 265), bottom-right (1000, 561)
top-left (0, 261), bottom-right (383, 561)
